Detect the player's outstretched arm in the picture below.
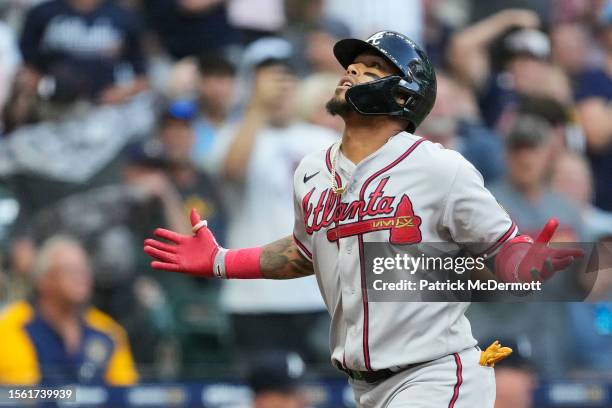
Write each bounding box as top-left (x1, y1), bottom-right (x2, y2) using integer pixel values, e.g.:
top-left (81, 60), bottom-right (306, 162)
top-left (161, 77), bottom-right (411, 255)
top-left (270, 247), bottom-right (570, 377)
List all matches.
top-left (144, 209), bottom-right (313, 280)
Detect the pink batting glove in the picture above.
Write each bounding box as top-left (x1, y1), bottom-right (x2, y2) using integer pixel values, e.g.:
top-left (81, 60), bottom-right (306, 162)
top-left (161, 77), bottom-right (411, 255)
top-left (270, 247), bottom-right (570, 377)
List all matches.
top-left (144, 209), bottom-right (220, 277)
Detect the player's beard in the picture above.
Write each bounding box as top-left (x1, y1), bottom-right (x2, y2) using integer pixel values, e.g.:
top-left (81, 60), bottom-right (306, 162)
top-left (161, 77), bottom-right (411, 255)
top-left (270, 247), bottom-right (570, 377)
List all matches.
top-left (325, 95), bottom-right (352, 117)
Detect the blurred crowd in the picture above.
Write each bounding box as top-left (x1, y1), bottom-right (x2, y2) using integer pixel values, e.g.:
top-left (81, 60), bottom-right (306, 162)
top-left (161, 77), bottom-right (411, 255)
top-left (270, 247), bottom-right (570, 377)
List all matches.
top-left (0, 0), bottom-right (611, 406)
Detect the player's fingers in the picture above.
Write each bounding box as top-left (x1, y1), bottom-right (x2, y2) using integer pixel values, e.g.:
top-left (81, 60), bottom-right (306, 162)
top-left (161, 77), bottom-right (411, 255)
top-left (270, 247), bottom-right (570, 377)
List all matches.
top-left (551, 256), bottom-right (574, 271)
top-left (551, 248), bottom-right (585, 258)
top-left (154, 228), bottom-right (183, 243)
top-left (190, 208), bottom-right (201, 227)
top-left (535, 217), bottom-right (559, 243)
top-left (151, 261), bottom-right (181, 272)
top-left (540, 256), bottom-right (573, 280)
top-left (190, 209), bottom-right (209, 237)
top-left (144, 246), bottom-right (178, 263)
top-left (144, 238), bottom-right (176, 253)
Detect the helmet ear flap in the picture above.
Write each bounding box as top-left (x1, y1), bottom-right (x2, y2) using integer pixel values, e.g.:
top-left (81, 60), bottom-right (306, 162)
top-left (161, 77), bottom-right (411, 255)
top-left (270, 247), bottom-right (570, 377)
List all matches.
top-left (391, 82), bottom-right (416, 109)
top-left (391, 84), bottom-right (418, 132)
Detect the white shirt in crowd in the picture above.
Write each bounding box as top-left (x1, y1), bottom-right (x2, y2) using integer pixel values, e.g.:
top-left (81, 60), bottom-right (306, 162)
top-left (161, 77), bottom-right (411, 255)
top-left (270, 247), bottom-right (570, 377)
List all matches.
top-left (211, 121), bottom-right (339, 314)
top-left (324, 0), bottom-right (422, 45)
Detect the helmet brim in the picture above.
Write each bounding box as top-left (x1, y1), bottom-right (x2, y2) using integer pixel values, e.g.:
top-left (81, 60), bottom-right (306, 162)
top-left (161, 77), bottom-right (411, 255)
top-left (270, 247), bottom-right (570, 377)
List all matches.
top-left (333, 38), bottom-right (402, 74)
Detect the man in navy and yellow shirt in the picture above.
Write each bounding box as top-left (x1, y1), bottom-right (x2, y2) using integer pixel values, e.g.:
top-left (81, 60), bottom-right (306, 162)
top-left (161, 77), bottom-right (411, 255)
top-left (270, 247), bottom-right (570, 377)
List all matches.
top-left (0, 236), bottom-right (138, 386)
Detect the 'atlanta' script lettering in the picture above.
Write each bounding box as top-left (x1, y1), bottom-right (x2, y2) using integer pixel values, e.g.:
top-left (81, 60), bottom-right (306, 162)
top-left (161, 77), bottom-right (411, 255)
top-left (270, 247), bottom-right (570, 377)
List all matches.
top-left (303, 177), bottom-right (396, 234)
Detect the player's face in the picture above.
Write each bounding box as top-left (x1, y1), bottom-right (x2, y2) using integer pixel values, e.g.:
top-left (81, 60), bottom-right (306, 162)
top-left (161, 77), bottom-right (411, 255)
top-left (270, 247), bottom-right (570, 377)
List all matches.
top-left (334, 52), bottom-right (400, 98)
top-left (327, 51), bottom-right (400, 116)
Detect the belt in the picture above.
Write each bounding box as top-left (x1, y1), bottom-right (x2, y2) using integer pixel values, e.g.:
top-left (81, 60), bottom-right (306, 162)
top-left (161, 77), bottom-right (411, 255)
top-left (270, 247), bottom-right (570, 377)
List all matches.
top-left (337, 361), bottom-right (426, 384)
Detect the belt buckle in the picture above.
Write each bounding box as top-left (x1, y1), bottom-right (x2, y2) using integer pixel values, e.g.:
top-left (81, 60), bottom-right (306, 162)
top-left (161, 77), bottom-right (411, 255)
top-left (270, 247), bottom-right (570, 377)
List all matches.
top-left (351, 370), bottom-right (365, 381)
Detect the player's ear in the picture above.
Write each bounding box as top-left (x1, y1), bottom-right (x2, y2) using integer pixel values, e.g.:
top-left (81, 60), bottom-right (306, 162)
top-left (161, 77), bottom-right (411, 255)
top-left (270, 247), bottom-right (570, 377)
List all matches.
top-left (394, 94), bottom-right (408, 106)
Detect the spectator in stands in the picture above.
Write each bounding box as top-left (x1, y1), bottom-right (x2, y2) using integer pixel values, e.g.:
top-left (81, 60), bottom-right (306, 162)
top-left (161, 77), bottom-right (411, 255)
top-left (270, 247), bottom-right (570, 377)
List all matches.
top-left (550, 22), bottom-right (593, 78)
top-left (512, 96), bottom-right (576, 154)
top-left (0, 236), bottom-right (138, 386)
top-left (489, 114), bottom-right (585, 240)
top-left (144, 0), bottom-right (239, 59)
top-left (193, 53), bottom-right (237, 171)
top-left (158, 100), bottom-right (227, 244)
top-left (419, 71), bottom-right (505, 184)
top-left (449, 9), bottom-right (556, 127)
top-left (211, 37), bottom-right (337, 363)
top-left (574, 1), bottom-right (612, 211)
top-left (423, 0), bottom-right (455, 68)
top-left (247, 351), bottom-right (308, 408)
top-left (303, 18), bottom-right (351, 74)
top-left (19, 0), bottom-right (147, 105)
top-left (552, 152), bottom-right (612, 241)
top-left (122, 137), bottom-right (192, 239)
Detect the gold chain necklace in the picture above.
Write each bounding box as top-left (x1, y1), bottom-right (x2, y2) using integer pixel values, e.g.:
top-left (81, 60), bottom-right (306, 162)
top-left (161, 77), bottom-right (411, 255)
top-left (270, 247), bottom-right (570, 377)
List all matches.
top-left (330, 141), bottom-right (346, 195)
top-left (330, 133), bottom-right (400, 196)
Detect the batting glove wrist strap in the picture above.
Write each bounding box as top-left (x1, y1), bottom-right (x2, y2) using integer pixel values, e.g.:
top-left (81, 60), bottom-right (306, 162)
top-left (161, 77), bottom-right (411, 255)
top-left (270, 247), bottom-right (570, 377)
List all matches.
top-left (224, 247), bottom-right (264, 279)
top-left (213, 248), bottom-right (229, 278)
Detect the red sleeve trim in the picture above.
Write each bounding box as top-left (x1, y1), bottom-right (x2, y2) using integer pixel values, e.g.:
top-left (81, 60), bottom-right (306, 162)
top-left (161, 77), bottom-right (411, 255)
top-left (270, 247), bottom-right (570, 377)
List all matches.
top-left (293, 234), bottom-right (313, 261)
top-left (480, 221), bottom-right (518, 257)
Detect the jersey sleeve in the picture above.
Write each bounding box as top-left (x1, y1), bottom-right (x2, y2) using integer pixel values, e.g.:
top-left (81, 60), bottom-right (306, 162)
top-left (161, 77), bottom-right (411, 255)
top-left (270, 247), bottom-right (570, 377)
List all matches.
top-left (292, 170), bottom-right (313, 262)
top-left (441, 156), bottom-right (518, 257)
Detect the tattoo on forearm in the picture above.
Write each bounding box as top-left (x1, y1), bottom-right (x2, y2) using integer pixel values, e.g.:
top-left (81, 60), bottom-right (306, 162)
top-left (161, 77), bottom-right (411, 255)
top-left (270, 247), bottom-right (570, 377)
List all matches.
top-left (261, 236), bottom-right (314, 279)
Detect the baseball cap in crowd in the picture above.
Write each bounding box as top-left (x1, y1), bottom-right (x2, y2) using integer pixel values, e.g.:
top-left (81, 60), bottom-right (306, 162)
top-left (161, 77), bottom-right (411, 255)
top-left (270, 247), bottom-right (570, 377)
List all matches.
top-left (246, 351), bottom-right (305, 394)
top-left (311, 17), bottom-right (352, 40)
top-left (125, 138), bottom-right (169, 168)
top-left (240, 37), bottom-right (295, 72)
top-left (163, 99), bottom-right (198, 122)
top-left (506, 114), bottom-right (552, 148)
top-left (503, 28), bottom-right (551, 60)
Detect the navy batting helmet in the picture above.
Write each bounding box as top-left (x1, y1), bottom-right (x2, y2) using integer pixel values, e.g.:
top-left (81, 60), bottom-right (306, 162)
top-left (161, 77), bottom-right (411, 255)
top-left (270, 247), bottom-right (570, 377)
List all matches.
top-left (333, 31), bottom-right (437, 132)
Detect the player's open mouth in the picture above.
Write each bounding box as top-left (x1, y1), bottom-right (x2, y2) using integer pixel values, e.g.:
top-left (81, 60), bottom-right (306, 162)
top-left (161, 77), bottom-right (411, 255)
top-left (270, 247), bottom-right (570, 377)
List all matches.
top-left (338, 76), bottom-right (355, 89)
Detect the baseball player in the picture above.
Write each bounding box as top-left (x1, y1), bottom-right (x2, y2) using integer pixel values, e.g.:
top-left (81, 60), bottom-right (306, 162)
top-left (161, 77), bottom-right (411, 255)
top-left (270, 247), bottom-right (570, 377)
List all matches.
top-left (144, 31), bottom-right (583, 407)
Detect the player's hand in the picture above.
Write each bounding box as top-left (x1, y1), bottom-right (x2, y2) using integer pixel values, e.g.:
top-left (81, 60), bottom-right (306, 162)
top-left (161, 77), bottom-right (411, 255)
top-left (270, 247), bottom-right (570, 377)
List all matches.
top-left (496, 9), bottom-right (540, 29)
top-left (518, 218), bottom-right (584, 281)
top-left (144, 209), bottom-right (220, 276)
top-left (249, 66), bottom-right (297, 111)
top-left (496, 218), bottom-right (584, 283)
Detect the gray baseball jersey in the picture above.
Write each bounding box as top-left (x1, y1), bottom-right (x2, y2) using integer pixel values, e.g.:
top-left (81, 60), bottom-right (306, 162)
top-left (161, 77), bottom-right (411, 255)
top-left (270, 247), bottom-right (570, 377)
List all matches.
top-left (292, 132), bottom-right (517, 372)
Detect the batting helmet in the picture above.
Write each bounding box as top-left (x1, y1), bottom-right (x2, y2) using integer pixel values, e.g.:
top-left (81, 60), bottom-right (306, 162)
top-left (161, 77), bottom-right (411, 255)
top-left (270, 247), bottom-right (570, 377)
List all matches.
top-left (333, 31), bottom-right (437, 132)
